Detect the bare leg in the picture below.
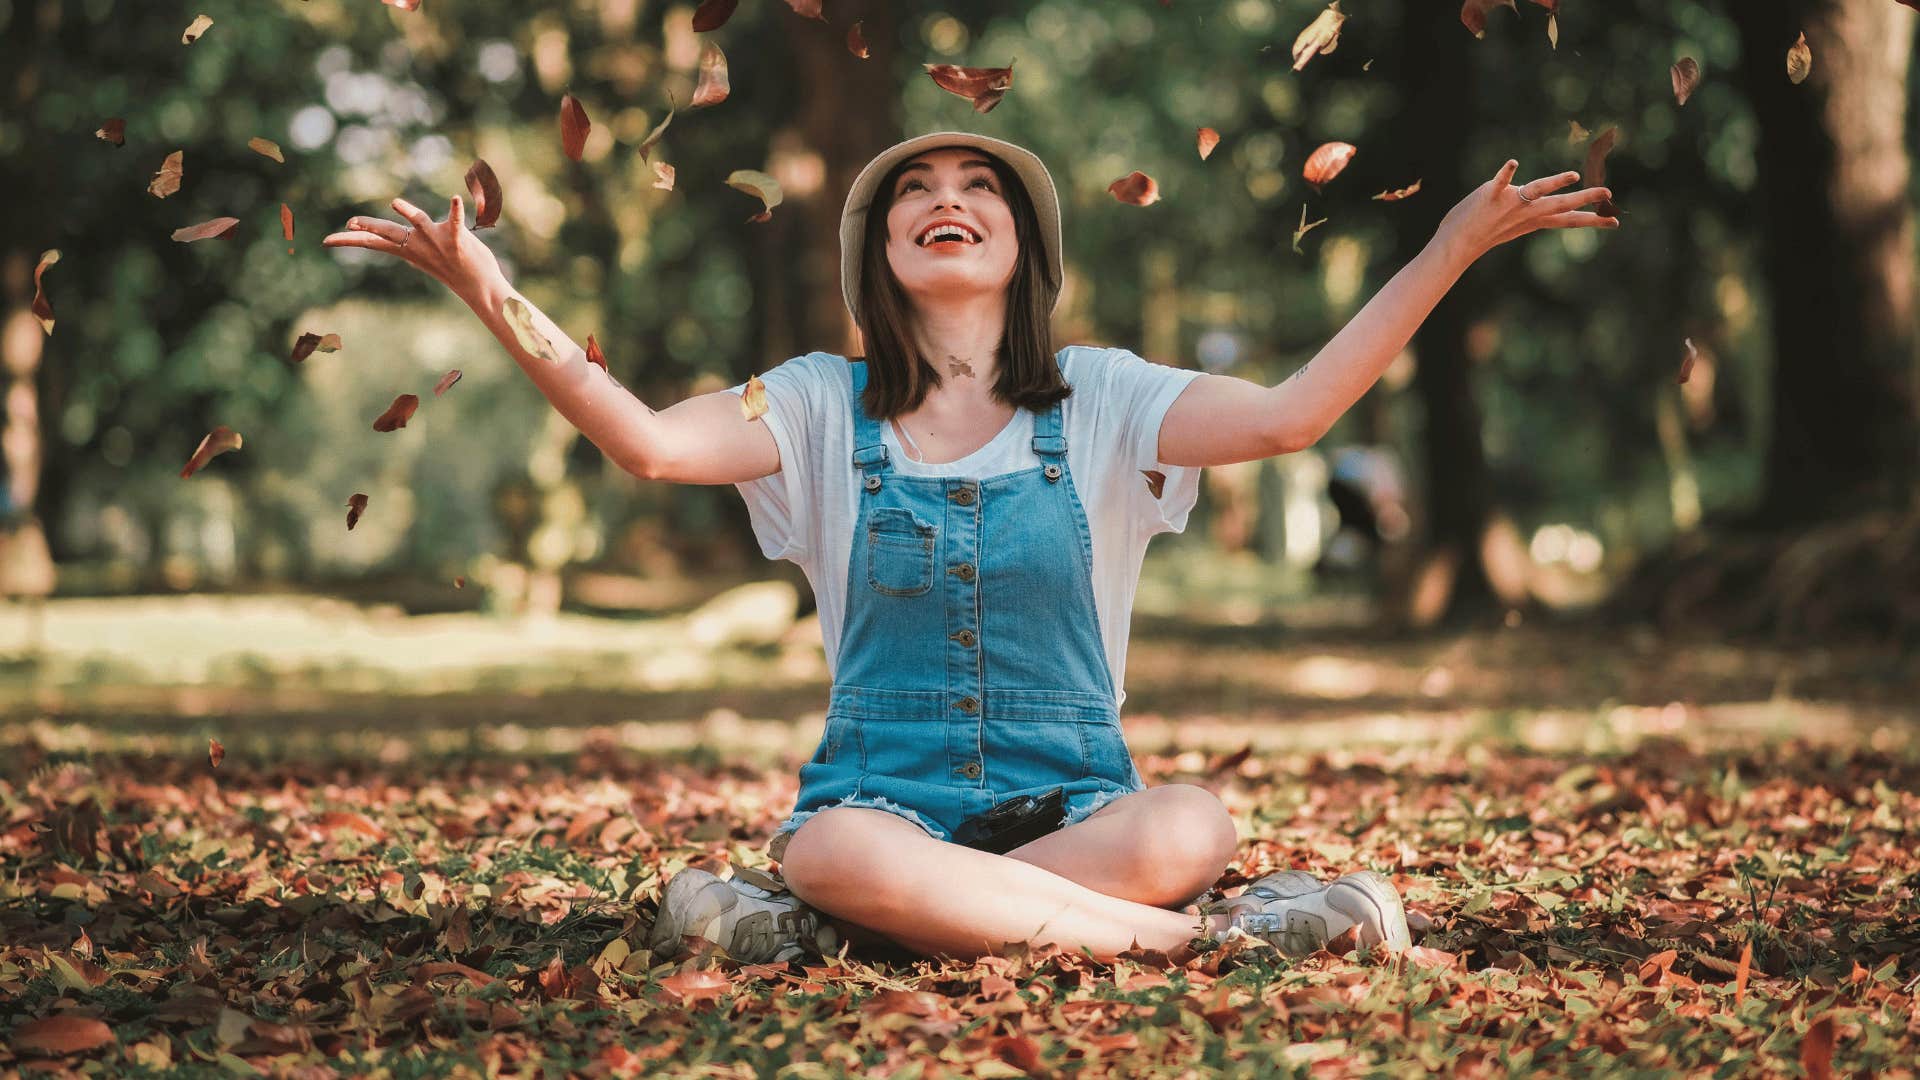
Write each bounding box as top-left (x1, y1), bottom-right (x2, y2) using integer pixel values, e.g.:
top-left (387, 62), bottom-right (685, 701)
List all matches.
top-left (999, 783), bottom-right (1240, 911)
top-left (778, 806), bottom-right (1216, 961)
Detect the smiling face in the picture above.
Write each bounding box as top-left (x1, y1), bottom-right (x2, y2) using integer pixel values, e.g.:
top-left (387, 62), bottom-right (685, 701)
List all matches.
top-left (881, 147), bottom-right (1021, 312)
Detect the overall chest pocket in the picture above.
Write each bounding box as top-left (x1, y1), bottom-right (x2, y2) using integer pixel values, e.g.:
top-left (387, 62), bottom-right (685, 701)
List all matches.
top-left (866, 506), bottom-right (936, 597)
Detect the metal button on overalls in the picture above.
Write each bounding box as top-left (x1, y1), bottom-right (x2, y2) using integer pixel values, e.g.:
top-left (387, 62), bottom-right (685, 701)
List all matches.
top-left (950, 562), bottom-right (975, 581)
top-left (950, 629), bottom-right (975, 647)
top-left (950, 487), bottom-right (975, 505)
top-left (956, 762), bottom-right (982, 778)
top-left (955, 696), bottom-right (979, 714)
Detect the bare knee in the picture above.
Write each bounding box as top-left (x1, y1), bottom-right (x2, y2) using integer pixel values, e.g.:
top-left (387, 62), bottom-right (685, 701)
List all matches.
top-left (1133, 784), bottom-right (1238, 902)
top-left (777, 807), bottom-right (918, 913)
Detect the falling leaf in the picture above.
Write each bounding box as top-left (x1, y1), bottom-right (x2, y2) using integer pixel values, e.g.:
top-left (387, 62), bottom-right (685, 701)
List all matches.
top-left (503, 297), bottom-right (562, 363)
top-left (1568, 119), bottom-right (1590, 144)
top-left (1196, 127), bottom-right (1220, 161)
top-left (658, 968), bottom-right (733, 1005)
top-left (1459, 0), bottom-right (1517, 38)
top-left (925, 61), bottom-right (1015, 113)
top-left (726, 169), bottom-right (783, 223)
top-left (11, 1015), bottom-right (116, 1055)
top-left (291, 333), bottom-right (324, 363)
top-left (346, 493), bottom-right (369, 530)
top-left (248, 137), bottom-right (284, 163)
top-left (1582, 126), bottom-right (1620, 217)
top-left (1291, 3), bottom-right (1347, 71)
top-left (454, 575), bottom-right (466, 588)
top-left (31, 249), bottom-right (58, 335)
top-left (1292, 203), bottom-right (1328, 253)
top-left (1107, 171), bottom-right (1160, 206)
top-left (559, 94), bottom-right (590, 161)
top-left (172, 217), bottom-right (238, 243)
top-left (182, 13), bottom-right (213, 44)
top-left (691, 0), bottom-right (737, 31)
top-left (208, 738), bottom-right (225, 768)
top-left (1547, 14), bottom-right (1558, 48)
top-left (638, 94), bottom-right (677, 162)
top-left (740, 374), bottom-right (768, 421)
top-left (180, 426), bottom-right (242, 478)
top-left (434, 369), bottom-right (462, 396)
top-left (1363, 57), bottom-right (1374, 71)
top-left (847, 20), bottom-right (870, 59)
top-left (1732, 939), bottom-right (1751, 1005)
top-left (1303, 141), bottom-right (1357, 192)
top-left (149, 150), bottom-right (184, 198)
top-left (1800, 1015), bottom-right (1834, 1080)
top-left (1671, 57), bottom-right (1701, 106)
top-left (95, 118), bottom-right (125, 146)
top-left (1372, 180), bottom-right (1422, 201)
top-left (465, 160), bottom-right (503, 228)
top-left (693, 42), bottom-right (731, 108)
top-left (783, 0), bottom-right (824, 19)
top-left (1142, 470), bottom-right (1166, 499)
top-left (281, 203), bottom-right (295, 253)
top-left (585, 334), bottom-right (608, 371)
top-left (1677, 337), bottom-right (1698, 384)
top-left (373, 394), bottom-right (420, 432)
top-left (1786, 32), bottom-right (1812, 85)
top-left (652, 162), bottom-right (676, 191)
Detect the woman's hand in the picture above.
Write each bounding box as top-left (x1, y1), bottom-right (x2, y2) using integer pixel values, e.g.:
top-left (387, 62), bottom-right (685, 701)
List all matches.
top-left (322, 194), bottom-right (506, 306)
top-left (1432, 159), bottom-right (1619, 268)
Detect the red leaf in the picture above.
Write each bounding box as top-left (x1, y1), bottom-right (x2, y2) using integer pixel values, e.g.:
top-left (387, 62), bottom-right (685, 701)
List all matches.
top-left (433, 369), bottom-right (463, 396)
top-left (691, 0), bottom-right (737, 31)
top-left (1303, 141), bottom-right (1357, 192)
top-left (1732, 940), bottom-right (1752, 1006)
top-left (465, 160), bottom-right (502, 228)
top-left (692, 43), bottom-right (730, 108)
top-left (783, 0), bottom-right (825, 20)
top-left (1677, 337), bottom-right (1698, 384)
top-left (290, 332), bottom-right (341, 363)
top-left (95, 118), bottom-right (125, 146)
top-left (31, 249), bottom-right (58, 334)
top-left (1460, 0), bottom-right (1518, 38)
top-left (585, 334), bottom-right (607, 370)
top-left (10, 1015), bottom-right (116, 1055)
top-left (172, 217), bottom-right (240, 243)
top-left (1141, 470), bottom-right (1166, 499)
top-left (314, 810), bottom-right (386, 840)
top-left (345, 493), bottom-right (369, 531)
top-left (925, 61), bottom-right (1015, 113)
top-left (847, 20), bottom-right (870, 59)
top-left (281, 203), bottom-right (295, 253)
top-left (180, 426), bottom-right (242, 478)
top-left (658, 969), bottom-right (732, 1005)
top-left (1196, 127), bottom-right (1220, 161)
top-left (1108, 171), bottom-right (1160, 206)
top-left (559, 94), bottom-right (590, 161)
top-left (373, 394), bottom-right (420, 432)
top-left (208, 738), bottom-right (225, 768)
top-left (1671, 57), bottom-right (1702, 107)
top-left (1800, 1015), bottom-right (1835, 1080)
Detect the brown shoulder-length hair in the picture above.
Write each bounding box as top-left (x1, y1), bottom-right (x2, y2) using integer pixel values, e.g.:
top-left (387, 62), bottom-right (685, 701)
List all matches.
top-left (854, 148), bottom-right (1070, 421)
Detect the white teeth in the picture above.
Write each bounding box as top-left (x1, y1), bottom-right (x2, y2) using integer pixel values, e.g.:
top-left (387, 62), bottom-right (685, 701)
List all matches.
top-left (919, 224), bottom-right (978, 246)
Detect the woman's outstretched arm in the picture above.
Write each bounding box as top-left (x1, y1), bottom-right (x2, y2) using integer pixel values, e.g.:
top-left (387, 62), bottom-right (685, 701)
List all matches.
top-left (1156, 160), bottom-right (1619, 469)
top-left (323, 193), bottom-right (780, 486)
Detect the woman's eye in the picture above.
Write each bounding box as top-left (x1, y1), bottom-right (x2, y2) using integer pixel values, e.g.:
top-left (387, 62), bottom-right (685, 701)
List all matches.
top-left (970, 177), bottom-right (992, 189)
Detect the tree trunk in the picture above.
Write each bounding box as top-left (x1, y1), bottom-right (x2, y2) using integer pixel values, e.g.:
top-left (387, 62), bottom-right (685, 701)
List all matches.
top-left (1733, 0), bottom-right (1918, 524)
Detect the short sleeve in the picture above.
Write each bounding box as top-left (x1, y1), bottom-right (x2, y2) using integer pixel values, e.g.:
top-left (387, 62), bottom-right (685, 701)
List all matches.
top-left (1105, 347), bottom-right (1205, 536)
top-left (726, 353), bottom-right (824, 563)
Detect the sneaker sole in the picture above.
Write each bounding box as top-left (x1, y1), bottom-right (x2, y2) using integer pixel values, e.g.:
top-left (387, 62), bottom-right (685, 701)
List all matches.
top-left (646, 869), bottom-right (738, 959)
top-left (1324, 870), bottom-right (1411, 953)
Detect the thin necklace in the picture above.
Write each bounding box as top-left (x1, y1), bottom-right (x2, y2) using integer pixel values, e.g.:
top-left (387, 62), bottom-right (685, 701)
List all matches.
top-left (892, 419), bottom-right (925, 463)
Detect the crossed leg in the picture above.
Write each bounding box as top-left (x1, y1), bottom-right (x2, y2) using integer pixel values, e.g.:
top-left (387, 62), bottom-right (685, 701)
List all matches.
top-left (777, 784), bottom-right (1240, 961)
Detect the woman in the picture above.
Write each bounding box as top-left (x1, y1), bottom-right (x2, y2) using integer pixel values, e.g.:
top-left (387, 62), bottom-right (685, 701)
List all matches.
top-left (325, 130), bottom-right (1617, 967)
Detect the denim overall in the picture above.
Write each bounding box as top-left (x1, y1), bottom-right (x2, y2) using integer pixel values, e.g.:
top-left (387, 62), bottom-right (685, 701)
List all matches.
top-left (767, 353), bottom-right (1144, 862)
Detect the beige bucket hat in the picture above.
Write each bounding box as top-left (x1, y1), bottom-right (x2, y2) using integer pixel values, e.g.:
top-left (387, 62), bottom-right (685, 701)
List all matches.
top-left (839, 131), bottom-right (1064, 326)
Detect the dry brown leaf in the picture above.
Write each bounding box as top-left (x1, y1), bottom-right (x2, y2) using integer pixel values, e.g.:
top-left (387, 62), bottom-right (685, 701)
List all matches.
top-left (560, 94), bottom-right (590, 161)
top-left (1303, 141), bottom-right (1357, 192)
top-left (373, 395), bottom-right (420, 432)
top-left (1373, 180), bottom-right (1422, 201)
top-left (346, 493), bottom-right (369, 530)
top-left (208, 738), bottom-right (225, 768)
top-left (434, 369), bottom-right (462, 396)
top-left (638, 94), bottom-right (676, 162)
top-left (658, 969), bottom-right (733, 1005)
top-left (726, 169), bottom-right (783, 223)
top-left (692, 42), bottom-right (731, 108)
top-left (11, 1015), bottom-right (116, 1055)
top-left (1292, 203), bottom-right (1328, 253)
top-left (1291, 3), bottom-right (1348, 71)
top-left (784, 0), bottom-right (825, 19)
top-left (464, 160), bottom-right (503, 228)
top-left (1108, 171), bottom-right (1160, 206)
top-left (281, 203), bottom-right (295, 253)
top-left (149, 150), bottom-right (184, 198)
top-left (248, 137), bottom-right (284, 163)
top-left (740, 374), bottom-right (768, 421)
top-left (925, 61), bottom-right (1015, 113)
top-left (1732, 940), bottom-right (1752, 1005)
top-left (691, 0), bottom-right (737, 31)
top-left (1677, 337), bottom-right (1698, 385)
top-left (585, 334), bottom-right (608, 371)
top-left (847, 20), bottom-right (870, 59)
top-left (180, 426), bottom-right (242, 478)
top-left (172, 217), bottom-right (239, 243)
top-left (1786, 32), bottom-right (1812, 85)
top-left (31, 249), bottom-right (58, 335)
top-left (1800, 1015), bottom-right (1834, 1080)
top-left (1671, 57), bottom-right (1701, 106)
top-left (95, 118), bottom-right (125, 146)
top-left (503, 297), bottom-right (562, 363)
top-left (1197, 127), bottom-right (1220, 161)
top-left (1142, 470), bottom-right (1166, 499)
top-left (182, 13), bottom-right (213, 44)
top-left (1460, 0), bottom-right (1517, 38)
top-left (652, 162), bottom-right (676, 191)
top-left (314, 810), bottom-right (386, 840)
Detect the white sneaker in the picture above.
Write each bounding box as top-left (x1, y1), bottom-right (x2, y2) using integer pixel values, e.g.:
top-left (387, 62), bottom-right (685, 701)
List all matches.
top-left (1203, 869), bottom-right (1411, 956)
top-left (646, 866), bottom-right (840, 964)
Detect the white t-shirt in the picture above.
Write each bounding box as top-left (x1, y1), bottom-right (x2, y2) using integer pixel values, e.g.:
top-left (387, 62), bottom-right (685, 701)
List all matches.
top-left (727, 344), bottom-right (1203, 709)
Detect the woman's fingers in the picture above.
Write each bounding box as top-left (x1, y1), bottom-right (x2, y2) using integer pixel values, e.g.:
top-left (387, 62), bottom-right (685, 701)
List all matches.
top-left (1493, 159), bottom-right (1520, 188)
top-left (321, 231), bottom-right (404, 252)
top-left (1523, 170), bottom-right (1583, 198)
top-left (345, 216), bottom-right (410, 244)
top-left (391, 197), bottom-right (434, 229)
top-left (447, 194), bottom-right (465, 229)
top-left (1537, 210), bottom-right (1621, 230)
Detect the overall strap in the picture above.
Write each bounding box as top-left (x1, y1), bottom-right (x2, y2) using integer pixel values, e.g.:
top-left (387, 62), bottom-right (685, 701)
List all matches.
top-left (847, 359), bottom-right (893, 479)
top-left (1031, 350), bottom-right (1068, 458)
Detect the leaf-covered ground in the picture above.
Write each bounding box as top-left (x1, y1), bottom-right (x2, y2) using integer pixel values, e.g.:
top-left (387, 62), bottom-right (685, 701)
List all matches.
top-left (2, 720), bottom-right (1917, 1077)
